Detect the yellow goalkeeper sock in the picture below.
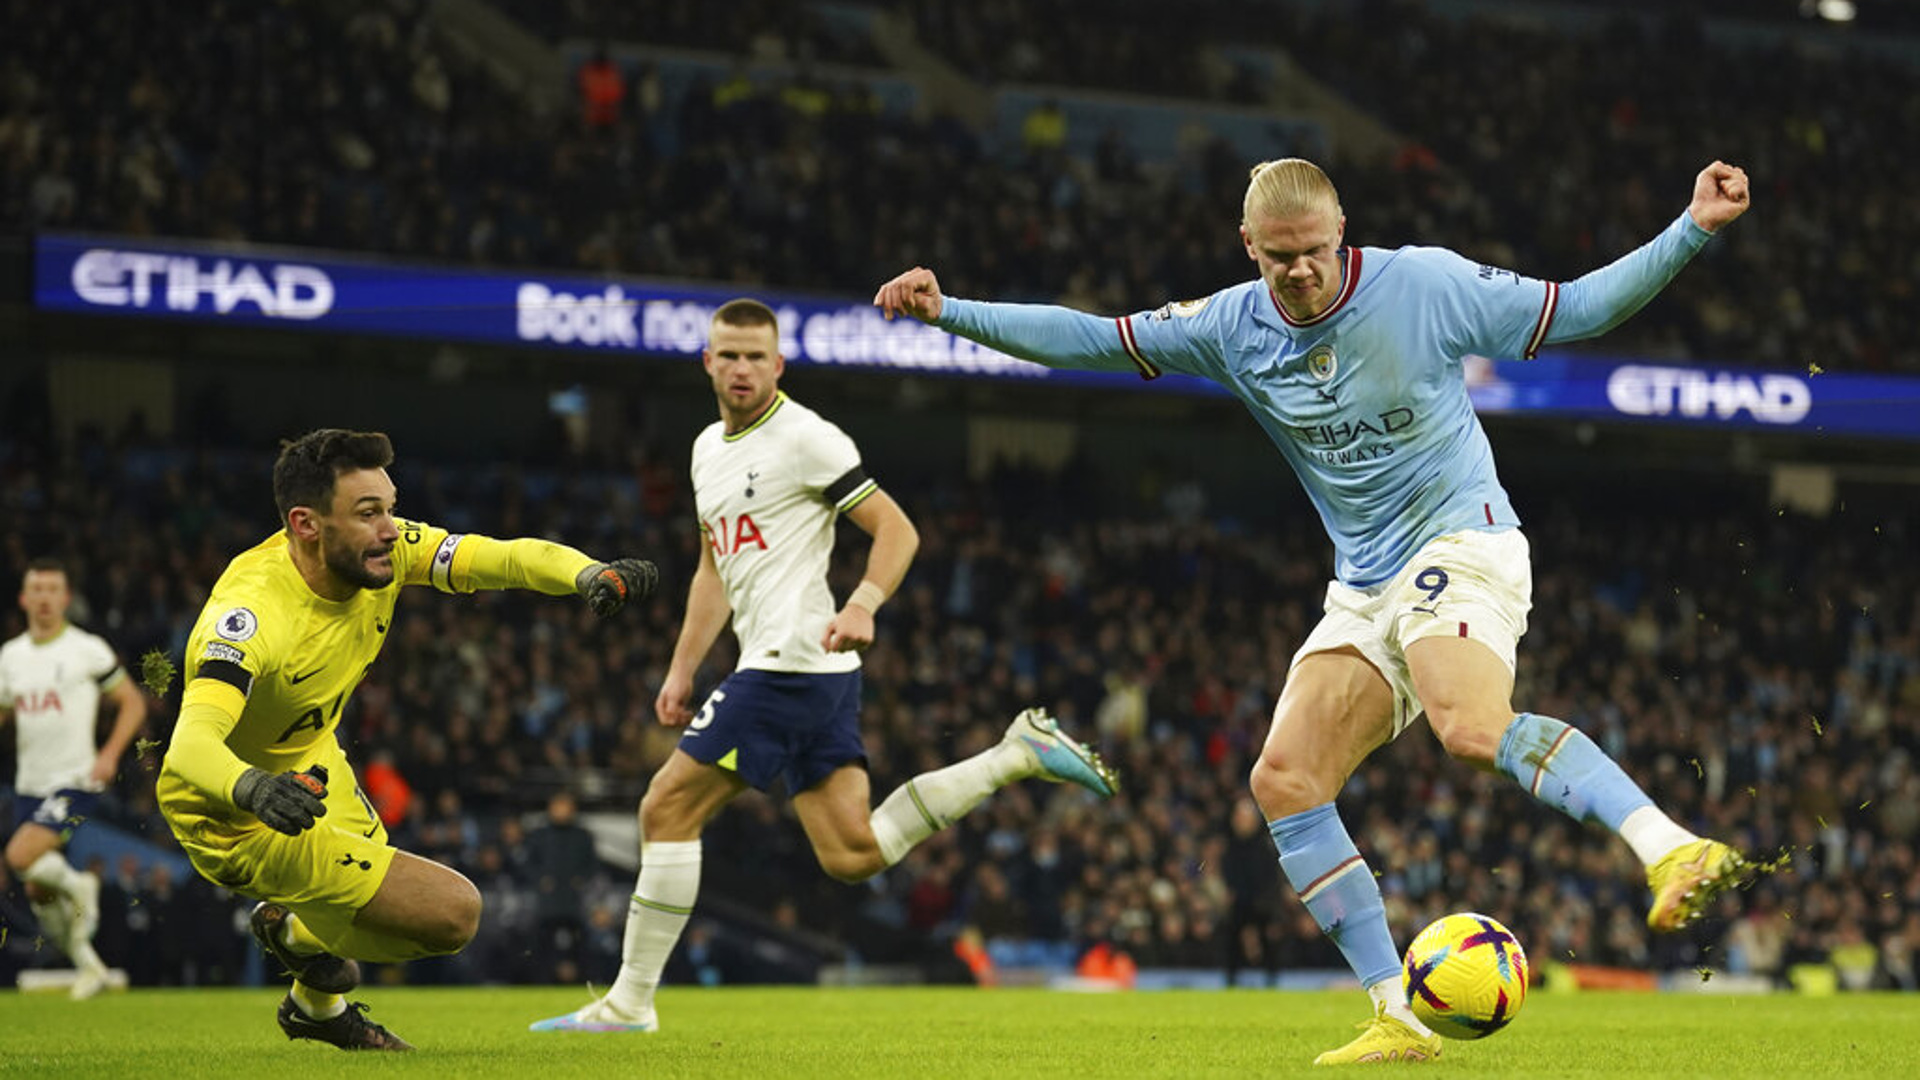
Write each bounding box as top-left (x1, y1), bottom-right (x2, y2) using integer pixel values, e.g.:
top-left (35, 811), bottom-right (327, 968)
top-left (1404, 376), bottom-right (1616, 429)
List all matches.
top-left (289, 980), bottom-right (345, 1020)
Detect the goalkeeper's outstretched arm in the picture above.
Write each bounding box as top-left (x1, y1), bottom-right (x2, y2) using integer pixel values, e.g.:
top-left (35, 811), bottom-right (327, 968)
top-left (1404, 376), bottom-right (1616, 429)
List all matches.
top-left (426, 533), bottom-right (657, 615)
top-left (160, 681), bottom-right (251, 807)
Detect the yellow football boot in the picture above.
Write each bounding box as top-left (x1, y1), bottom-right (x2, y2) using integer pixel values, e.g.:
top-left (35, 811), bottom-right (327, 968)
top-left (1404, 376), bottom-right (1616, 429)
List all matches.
top-left (1313, 1004), bottom-right (1442, 1065)
top-left (1646, 838), bottom-right (1748, 932)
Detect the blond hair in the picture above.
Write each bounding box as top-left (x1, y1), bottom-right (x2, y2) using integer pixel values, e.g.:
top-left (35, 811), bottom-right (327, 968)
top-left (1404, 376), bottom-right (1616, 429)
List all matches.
top-left (1242, 158), bottom-right (1341, 225)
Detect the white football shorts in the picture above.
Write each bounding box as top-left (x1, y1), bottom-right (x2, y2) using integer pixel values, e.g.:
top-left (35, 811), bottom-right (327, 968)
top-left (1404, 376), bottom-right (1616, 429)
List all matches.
top-left (1289, 527), bottom-right (1532, 738)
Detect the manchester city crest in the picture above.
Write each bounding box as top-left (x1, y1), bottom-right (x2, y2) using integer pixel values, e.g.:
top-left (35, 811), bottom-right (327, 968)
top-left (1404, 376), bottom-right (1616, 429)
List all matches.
top-left (1306, 344), bottom-right (1338, 382)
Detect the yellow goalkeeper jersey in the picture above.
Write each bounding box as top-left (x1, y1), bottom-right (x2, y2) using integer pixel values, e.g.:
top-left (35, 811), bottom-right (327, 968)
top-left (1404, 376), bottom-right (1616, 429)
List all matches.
top-left (158, 519), bottom-right (591, 844)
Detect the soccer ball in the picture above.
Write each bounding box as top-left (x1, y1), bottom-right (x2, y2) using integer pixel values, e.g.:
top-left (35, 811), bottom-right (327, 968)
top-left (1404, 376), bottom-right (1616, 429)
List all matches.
top-left (1402, 912), bottom-right (1530, 1040)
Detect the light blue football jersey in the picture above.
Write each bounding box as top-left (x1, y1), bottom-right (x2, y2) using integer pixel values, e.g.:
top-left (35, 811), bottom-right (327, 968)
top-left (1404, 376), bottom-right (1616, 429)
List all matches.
top-left (938, 213), bottom-right (1710, 585)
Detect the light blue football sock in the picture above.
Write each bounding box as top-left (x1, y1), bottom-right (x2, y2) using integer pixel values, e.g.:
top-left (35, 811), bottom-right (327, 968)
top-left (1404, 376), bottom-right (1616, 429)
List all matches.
top-left (1495, 712), bottom-right (1653, 830)
top-left (1269, 803), bottom-right (1401, 988)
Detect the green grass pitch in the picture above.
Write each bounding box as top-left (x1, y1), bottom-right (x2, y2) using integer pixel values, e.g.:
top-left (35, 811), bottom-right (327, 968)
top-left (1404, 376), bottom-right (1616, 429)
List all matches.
top-left (1, 986), bottom-right (1912, 1078)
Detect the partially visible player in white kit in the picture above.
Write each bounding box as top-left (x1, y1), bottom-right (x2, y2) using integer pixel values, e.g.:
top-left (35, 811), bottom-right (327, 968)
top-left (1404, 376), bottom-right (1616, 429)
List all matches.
top-left (532, 298), bottom-right (1118, 1034)
top-left (877, 159), bottom-right (1753, 1064)
top-left (0, 559), bottom-right (148, 999)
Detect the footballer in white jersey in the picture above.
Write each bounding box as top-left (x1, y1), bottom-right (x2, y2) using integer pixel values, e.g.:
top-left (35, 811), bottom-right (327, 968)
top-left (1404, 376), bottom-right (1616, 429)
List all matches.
top-left (2, 560), bottom-right (147, 999)
top-left (1, 621), bottom-right (130, 796)
top-left (1, 562), bottom-right (146, 804)
top-left (530, 298), bottom-right (1117, 1038)
top-left (690, 389), bottom-right (877, 676)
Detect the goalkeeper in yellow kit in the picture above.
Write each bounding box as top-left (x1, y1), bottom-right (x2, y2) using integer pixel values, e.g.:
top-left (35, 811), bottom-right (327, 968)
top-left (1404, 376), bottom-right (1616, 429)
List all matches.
top-left (159, 429), bottom-right (656, 1051)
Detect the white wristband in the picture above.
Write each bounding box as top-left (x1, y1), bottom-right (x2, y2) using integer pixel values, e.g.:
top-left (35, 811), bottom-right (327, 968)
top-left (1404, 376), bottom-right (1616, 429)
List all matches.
top-left (847, 580), bottom-right (887, 615)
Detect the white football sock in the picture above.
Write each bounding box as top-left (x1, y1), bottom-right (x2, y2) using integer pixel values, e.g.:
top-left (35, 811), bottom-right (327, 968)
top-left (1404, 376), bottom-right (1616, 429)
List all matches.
top-left (29, 898), bottom-right (70, 950)
top-left (1368, 976), bottom-right (1433, 1036)
top-left (869, 742), bottom-right (1029, 866)
top-left (606, 840), bottom-right (701, 1016)
top-left (1619, 806), bottom-right (1701, 866)
top-left (69, 938), bottom-right (107, 975)
top-left (23, 851), bottom-right (83, 894)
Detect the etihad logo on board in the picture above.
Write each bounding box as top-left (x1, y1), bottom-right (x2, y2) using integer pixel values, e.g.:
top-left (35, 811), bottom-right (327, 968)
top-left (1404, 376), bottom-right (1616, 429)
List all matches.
top-left (1606, 364), bottom-right (1811, 425)
top-left (69, 249), bottom-right (334, 319)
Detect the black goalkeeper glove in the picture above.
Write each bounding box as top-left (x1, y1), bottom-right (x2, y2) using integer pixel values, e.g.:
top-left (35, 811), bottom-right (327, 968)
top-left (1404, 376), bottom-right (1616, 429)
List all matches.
top-left (576, 558), bottom-right (659, 617)
top-left (233, 764), bottom-right (329, 835)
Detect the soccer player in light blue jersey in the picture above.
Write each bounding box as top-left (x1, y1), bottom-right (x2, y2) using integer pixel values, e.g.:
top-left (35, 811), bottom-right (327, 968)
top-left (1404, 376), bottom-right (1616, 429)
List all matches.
top-left (877, 158), bottom-right (1752, 1064)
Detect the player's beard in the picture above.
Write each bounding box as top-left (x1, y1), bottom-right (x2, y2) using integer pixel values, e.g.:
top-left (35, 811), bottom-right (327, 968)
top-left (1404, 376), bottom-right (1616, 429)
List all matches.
top-left (321, 527), bottom-right (395, 590)
top-left (721, 380), bottom-right (774, 426)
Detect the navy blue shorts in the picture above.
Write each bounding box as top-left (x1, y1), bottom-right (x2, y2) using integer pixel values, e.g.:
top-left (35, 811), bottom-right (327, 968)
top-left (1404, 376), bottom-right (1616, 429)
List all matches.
top-left (13, 789), bottom-right (100, 835)
top-left (678, 669), bottom-right (866, 794)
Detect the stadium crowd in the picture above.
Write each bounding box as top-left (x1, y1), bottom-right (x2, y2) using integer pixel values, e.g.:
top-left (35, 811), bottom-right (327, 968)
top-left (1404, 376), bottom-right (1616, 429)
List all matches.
top-left (902, 0), bottom-right (1267, 103)
top-left (494, 0), bottom-right (881, 67)
top-left (2, 0), bottom-right (1915, 371)
top-left (1, 421), bottom-right (1916, 993)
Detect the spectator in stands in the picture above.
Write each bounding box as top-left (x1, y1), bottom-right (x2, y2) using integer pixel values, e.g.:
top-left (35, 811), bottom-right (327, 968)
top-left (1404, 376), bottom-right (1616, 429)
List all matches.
top-left (526, 790), bottom-right (601, 984)
top-left (360, 749), bottom-right (414, 829)
top-left (576, 44), bottom-right (625, 133)
top-left (1020, 99), bottom-right (1068, 157)
top-left (1221, 798), bottom-right (1280, 985)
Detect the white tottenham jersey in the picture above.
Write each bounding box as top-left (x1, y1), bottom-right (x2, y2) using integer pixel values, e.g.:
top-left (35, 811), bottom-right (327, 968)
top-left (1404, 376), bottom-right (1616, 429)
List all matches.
top-left (0, 625), bottom-right (127, 795)
top-left (691, 392), bottom-right (878, 674)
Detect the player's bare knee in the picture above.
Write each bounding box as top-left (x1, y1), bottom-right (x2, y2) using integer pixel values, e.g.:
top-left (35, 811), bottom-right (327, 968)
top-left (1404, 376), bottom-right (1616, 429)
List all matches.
top-left (418, 880), bottom-right (483, 954)
top-left (639, 788), bottom-right (697, 842)
top-left (1249, 756), bottom-right (1327, 820)
top-left (3, 832), bottom-right (46, 872)
top-left (1428, 706), bottom-right (1505, 767)
top-left (817, 846), bottom-right (883, 884)
top-left (638, 801), bottom-right (687, 842)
